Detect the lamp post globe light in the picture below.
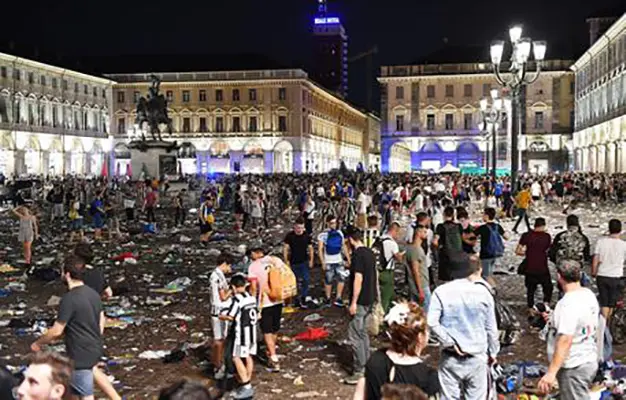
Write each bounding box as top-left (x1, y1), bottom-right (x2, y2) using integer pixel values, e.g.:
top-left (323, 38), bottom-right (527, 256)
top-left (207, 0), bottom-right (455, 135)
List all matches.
top-left (480, 89), bottom-right (506, 180)
top-left (490, 25), bottom-right (546, 192)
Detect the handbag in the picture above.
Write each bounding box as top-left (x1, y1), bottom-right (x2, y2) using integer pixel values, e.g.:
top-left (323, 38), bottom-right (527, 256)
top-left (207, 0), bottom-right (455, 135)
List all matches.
top-left (367, 268), bottom-right (385, 336)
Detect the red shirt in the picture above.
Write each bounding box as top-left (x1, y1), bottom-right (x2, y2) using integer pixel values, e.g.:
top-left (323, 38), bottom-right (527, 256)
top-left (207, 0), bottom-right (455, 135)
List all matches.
top-left (519, 231), bottom-right (552, 275)
top-left (145, 192), bottom-right (157, 207)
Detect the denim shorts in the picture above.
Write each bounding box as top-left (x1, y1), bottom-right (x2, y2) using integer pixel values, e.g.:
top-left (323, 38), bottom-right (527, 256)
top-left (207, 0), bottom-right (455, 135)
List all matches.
top-left (481, 258), bottom-right (497, 278)
top-left (70, 218), bottom-right (83, 231)
top-left (71, 368), bottom-right (94, 396)
top-left (324, 263), bottom-right (347, 285)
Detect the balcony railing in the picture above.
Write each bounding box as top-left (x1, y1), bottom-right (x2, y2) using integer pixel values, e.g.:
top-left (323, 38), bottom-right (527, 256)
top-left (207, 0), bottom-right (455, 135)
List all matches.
top-left (574, 105), bottom-right (626, 131)
top-left (113, 130), bottom-right (287, 139)
top-left (381, 60), bottom-right (573, 78)
top-left (0, 121), bottom-right (108, 138)
top-left (109, 69), bottom-right (309, 83)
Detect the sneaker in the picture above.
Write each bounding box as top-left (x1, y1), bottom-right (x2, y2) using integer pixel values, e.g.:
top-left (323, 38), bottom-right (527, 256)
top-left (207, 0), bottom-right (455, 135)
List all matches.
top-left (233, 385), bottom-right (254, 399)
top-left (323, 298), bottom-right (333, 308)
top-left (299, 300), bottom-right (309, 310)
top-left (334, 298), bottom-right (344, 308)
top-left (214, 365), bottom-right (226, 380)
top-left (267, 359), bottom-right (281, 372)
top-left (343, 372), bottom-right (364, 385)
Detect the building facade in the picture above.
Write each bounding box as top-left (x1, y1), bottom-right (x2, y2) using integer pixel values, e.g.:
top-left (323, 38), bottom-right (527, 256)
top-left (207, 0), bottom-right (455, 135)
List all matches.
top-left (572, 13), bottom-right (626, 173)
top-left (312, 0), bottom-right (348, 98)
top-left (378, 59), bottom-right (575, 174)
top-left (0, 52), bottom-right (114, 177)
top-left (108, 69), bottom-right (376, 175)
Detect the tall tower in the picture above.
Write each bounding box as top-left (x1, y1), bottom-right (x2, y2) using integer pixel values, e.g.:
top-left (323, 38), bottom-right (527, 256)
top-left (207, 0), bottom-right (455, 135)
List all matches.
top-left (312, 0), bottom-right (348, 98)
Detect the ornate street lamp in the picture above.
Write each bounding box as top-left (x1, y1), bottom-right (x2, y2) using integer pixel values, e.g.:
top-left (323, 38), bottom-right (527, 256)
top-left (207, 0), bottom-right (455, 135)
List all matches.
top-left (480, 89), bottom-right (505, 180)
top-left (490, 25), bottom-right (546, 191)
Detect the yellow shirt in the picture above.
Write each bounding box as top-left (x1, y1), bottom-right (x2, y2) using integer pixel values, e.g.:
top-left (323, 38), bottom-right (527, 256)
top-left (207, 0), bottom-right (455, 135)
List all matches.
top-left (516, 190), bottom-right (531, 209)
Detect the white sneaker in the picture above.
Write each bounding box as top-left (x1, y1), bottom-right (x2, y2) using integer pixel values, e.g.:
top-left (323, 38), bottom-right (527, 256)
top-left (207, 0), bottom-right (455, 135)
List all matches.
top-left (214, 366), bottom-right (226, 380)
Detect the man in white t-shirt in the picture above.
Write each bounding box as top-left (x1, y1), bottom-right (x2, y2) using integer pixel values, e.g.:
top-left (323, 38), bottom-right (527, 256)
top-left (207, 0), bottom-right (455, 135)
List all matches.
top-left (531, 181), bottom-right (542, 201)
top-left (303, 194), bottom-right (316, 235)
top-left (318, 215), bottom-right (350, 307)
top-left (356, 189), bottom-right (371, 230)
top-left (378, 222), bottom-right (404, 312)
top-left (592, 219), bottom-right (626, 322)
top-left (538, 260), bottom-right (599, 398)
top-left (248, 247), bottom-right (284, 372)
top-left (208, 253), bottom-right (233, 379)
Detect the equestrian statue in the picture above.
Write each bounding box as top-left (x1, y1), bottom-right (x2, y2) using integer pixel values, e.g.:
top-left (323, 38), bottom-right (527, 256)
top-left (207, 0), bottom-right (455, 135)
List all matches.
top-left (135, 74), bottom-right (174, 142)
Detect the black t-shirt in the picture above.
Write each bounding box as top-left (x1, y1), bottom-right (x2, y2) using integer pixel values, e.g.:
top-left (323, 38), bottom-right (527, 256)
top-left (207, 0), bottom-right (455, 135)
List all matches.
top-left (475, 222), bottom-right (506, 259)
top-left (435, 221), bottom-right (468, 281)
top-left (349, 246), bottom-right (376, 306)
top-left (435, 221), bottom-right (463, 258)
top-left (284, 231), bottom-right (311, 264)
top-left (83, 267), bottom-right (107, 296)
top-left (365, 350), bottom-right (439, 400)
top-left (57, 285), bottom-right (103, 369)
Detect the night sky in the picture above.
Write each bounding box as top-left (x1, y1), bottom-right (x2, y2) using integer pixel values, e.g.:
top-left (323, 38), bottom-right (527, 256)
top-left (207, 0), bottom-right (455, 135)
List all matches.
top-left (3, 0), bottom-right (624, 108)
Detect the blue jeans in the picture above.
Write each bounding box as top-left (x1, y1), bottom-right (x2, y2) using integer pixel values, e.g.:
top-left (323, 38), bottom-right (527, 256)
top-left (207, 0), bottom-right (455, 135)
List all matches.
top-left (291, 262), bottom-right (310, 301)
top-left (481, 258), bottom-right (497, 280)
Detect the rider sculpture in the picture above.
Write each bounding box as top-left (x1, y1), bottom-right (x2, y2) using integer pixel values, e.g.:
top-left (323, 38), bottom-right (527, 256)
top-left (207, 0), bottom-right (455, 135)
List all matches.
top-left (134, 74), bottom-right (174, 142)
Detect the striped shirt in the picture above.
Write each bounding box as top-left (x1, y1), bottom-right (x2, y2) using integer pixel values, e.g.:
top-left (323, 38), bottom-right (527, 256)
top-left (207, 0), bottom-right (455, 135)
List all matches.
top-left (225, 292), bottom-right (258, 350)
top-left (364, 228), bottom-right (380, 249)
top-left (209, 268), bottom-right (227, 316)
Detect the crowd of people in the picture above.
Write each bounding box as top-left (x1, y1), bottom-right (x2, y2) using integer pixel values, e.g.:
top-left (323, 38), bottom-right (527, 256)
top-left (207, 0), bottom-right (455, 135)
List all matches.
top-left (0, 170), bottom-right (624, 399)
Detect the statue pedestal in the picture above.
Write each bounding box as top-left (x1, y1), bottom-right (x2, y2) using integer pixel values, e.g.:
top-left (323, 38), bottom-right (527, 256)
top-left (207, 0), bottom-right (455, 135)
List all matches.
top-left (128, 140), bottom-right (178, 179)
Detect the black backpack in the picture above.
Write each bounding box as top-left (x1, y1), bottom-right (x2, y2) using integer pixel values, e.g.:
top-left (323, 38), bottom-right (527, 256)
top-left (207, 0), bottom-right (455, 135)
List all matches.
top-left (442, 222), bottom-right (463, 256)
top-left (475, 281), bottom-right (520, 346)
top-left (371, 237), bottom-right (392, 272)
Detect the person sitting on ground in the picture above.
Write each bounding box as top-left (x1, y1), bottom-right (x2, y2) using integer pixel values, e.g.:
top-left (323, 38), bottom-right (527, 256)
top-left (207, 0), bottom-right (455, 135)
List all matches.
top-left (352, 301), bottom-right (439, 400)
top-left (15, 352), bottom-right (72, 400)
top-left (158, 379), bottom-right (214, 400)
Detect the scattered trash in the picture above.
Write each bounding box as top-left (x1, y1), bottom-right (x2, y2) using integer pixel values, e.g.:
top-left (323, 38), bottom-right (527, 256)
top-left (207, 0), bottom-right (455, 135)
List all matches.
top-left (46, 296), bottom-right (61, 307)
top-left (294, 327), bottom-right (330, 341)
top-left (138, 350), bottom-right (170, 360)
top-left (0, 264), bottom-right (19, 273)
top-left (303, 313), bottom-right (323, 323)
top-left (294, 391), bottom-right (322, 398)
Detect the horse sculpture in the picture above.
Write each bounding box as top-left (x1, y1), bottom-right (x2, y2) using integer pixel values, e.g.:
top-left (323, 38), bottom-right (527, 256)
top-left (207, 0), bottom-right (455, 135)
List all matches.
top-left (134, 75), bottom-right (174, 142)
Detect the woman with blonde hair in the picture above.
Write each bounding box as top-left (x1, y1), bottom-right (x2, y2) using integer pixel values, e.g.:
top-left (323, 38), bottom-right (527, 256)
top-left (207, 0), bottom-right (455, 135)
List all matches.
top-left (12, 205), bottom-right (38, 267)
top-left (353, 302), bottom-right (439, 400)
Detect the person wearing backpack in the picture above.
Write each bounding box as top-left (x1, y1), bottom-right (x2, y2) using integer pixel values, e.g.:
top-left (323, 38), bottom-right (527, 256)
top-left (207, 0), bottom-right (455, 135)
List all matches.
top-left (433, 206), bottom-right (468, 282)
top-left (318, 215), bottom-right (350, 307)
top-left (247, 246), bottom-right (286, 373)
top-left (374, 222), bottom-right (404, 313)
top-left (475, 207), bottom-right (508, 287)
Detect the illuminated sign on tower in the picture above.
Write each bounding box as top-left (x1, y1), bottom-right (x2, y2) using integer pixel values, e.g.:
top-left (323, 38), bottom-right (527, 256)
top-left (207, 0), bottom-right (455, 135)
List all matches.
top-left (311, 0), bottom-right (348, 98)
